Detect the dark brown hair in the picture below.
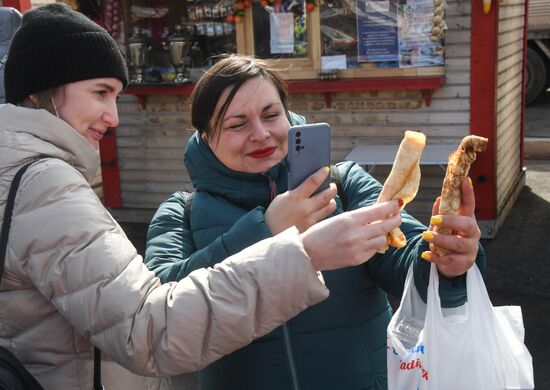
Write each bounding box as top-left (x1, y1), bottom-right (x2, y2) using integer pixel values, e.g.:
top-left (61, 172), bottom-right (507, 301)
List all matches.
top-left (190, 55), bottom-right (289, 142)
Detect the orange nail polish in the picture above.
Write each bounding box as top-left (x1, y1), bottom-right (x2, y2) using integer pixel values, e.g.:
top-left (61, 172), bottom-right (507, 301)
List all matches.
top-left (421, 251), bottom-right (432, 261)
top-left (468, 177), bottom-right (473, 187)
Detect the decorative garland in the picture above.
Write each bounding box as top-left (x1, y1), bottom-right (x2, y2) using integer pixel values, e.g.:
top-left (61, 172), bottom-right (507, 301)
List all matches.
top-left (227, 0), bottom-right (316, 24)
top-left (105, 0), bottom-right (122, 39)
top-left (430, 0), bottom-right (445, 42)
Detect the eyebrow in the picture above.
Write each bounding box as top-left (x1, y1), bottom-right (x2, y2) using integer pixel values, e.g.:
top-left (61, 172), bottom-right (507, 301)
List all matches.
top-left (95, 82), bottom-right (118, 92)
top-left (223, 102), bottom-right (282, 122)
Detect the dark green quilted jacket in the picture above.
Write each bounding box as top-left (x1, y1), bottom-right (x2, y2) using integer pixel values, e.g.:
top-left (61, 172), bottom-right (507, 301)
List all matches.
top-left (145, 117), bottom-right (486, 390)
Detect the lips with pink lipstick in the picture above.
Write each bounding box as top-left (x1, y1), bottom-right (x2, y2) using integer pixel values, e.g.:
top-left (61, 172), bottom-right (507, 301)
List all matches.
top-left (89, 128), bottom-right (106, 141)
top-left (248, 146), bottom-right (276, 159)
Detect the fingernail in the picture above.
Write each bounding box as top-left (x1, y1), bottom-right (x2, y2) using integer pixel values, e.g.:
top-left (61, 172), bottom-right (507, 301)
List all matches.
top-left (430, 215), bottom-right (443, 225)
top-left (468, 177), bottom-right (473, 187)
top-left (324, 166), bottom-right (330, 173)
top-left (398, 198), bottom-right (404, 207)
top-left (422, 231), bottom-right (434, 241)
top-left (421, 251), bottom-right (432, 260)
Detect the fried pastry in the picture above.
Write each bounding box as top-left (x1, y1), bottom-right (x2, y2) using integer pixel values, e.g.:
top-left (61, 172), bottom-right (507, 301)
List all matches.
top-left (377, 130), bottom-right (426, 251)
top-left (430, 135), bottom-right (488, 256)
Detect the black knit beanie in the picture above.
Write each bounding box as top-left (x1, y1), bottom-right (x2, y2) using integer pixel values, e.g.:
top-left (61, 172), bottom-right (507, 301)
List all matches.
top-left (4, 3), bottom-right (128, 104)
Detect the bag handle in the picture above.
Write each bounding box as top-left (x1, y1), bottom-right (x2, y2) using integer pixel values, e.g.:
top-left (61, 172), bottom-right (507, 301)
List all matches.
top-left (0, 162), bottom-right (34, 278)
top-left (94, 347), bottom-right (104, 390)
top-left (427, 263), bottom-right (494, 325)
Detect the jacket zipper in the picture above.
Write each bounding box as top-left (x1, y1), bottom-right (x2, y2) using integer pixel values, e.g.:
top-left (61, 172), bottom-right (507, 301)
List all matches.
top-left (265, 174), bottom-right (301, 390)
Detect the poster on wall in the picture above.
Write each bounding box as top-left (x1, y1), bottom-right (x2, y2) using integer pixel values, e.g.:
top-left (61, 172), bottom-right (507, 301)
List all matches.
top-left (356, 0), bottom-right (398, 62)
top-left (270, 12), bottom-right (295, 54)
top-left (397, 0), bottom-right (444, 67)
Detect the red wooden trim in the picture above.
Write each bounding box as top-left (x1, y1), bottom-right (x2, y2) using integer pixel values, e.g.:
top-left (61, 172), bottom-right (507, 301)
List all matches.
top-left (3, 0), bottom-right (31, 12)
top-left (99, 127), bottom-right (123, 208)
top-left (125, 76), bottom-right (444, 108)
top-left (520, 0), bottom-right (529, 167)
top-left (421, 90), bottom-right (432, 107)
top-left (469, 0), bottom-right (499, 221)
top-left (322, 92), bottom-right (332, 108)
top-left (126, 77), bottom-right (444, 95)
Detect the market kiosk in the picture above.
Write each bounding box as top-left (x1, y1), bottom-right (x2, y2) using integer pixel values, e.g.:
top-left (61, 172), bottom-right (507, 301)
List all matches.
top-left (6, 0), bottom-right (530, 238)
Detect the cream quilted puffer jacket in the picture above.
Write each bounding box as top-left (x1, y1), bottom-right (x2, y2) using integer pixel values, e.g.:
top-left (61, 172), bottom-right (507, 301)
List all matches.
top-left (0, 104), bottom-right (329, 389)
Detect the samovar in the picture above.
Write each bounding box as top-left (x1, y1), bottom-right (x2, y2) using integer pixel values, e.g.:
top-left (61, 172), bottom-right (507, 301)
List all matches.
top-left (128, 27), bottom-right (149, 83)
top-left (166, 25), bottom-right (191, 84)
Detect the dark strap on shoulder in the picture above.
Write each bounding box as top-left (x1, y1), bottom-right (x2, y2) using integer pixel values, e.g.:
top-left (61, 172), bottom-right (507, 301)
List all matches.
top-left (0, 346), bottom-right (44, 389)
top-left (94, 347), bottom-right (104, 390)
top-left (0, 162), bottom-right (34, 279)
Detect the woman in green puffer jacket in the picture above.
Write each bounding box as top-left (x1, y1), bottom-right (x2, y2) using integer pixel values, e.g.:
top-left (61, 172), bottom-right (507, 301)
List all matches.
top-left (145, 55), bottom-right (486, 390)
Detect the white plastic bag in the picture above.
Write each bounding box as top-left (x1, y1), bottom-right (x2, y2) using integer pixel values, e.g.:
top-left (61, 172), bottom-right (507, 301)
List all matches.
top-left (387, 263), bottom-right (534, 390)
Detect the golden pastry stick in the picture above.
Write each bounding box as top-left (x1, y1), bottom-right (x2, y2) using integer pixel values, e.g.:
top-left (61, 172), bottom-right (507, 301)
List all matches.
top-left (430, 135), bottom-right (488, 256)
top-left (377, 130), bottom-right (426, 252)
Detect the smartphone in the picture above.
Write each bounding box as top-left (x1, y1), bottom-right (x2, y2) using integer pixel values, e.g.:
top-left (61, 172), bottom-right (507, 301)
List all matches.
top-left (287, 123), bottom-right (331, 194)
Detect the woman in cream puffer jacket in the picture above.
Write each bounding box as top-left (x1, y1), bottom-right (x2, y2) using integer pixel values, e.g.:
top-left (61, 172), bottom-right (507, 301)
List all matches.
top-left (0, 103), bottom-right (331, 389)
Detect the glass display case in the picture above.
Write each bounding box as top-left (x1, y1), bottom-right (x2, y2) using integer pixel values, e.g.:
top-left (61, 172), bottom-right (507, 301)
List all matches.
top-left (124, 0), bottom-right (237, 84)
top-left (110, 0), bottom-right (446, 86)
top-left (238, 0), bottom-right (446, 79)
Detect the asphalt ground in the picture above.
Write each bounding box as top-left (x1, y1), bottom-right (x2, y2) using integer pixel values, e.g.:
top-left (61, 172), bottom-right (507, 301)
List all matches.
top-left (483, 159), bottom-right (550, 389)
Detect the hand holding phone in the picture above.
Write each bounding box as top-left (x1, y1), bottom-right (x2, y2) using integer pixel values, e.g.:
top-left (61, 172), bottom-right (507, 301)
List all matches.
top-left (265, 167), bottom-right (337, 234)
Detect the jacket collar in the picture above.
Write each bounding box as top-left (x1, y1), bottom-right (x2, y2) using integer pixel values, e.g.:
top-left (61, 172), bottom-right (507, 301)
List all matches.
top-left (184, 131), bottom-right (287, 208)
top-left (0, 104), bottom-right (99, 182)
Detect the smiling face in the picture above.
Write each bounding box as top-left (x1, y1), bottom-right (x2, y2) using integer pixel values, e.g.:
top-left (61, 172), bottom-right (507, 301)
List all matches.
top-left (49, 78), bottom-right (123, 148)
top-left (207, 76), bottom-right (291, 173)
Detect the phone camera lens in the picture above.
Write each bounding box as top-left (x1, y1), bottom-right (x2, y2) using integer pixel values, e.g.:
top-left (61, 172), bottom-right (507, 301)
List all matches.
top-left (295, 145), bottom-right (301, 152)
top-left (296, 139), bottom-right (301, 145)
top-left (295, 131), bottom-right (301, 137)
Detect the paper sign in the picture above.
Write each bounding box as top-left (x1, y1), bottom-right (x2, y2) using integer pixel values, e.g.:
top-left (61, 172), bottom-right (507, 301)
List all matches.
top-left (321, 55), bottom-right (347, 70)
top-left (397, 1), bottom-right (444, 68)
top-left (356, 0), bottom-right (399, 62)
top-left (270, 12), bottom-right (294, 54)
